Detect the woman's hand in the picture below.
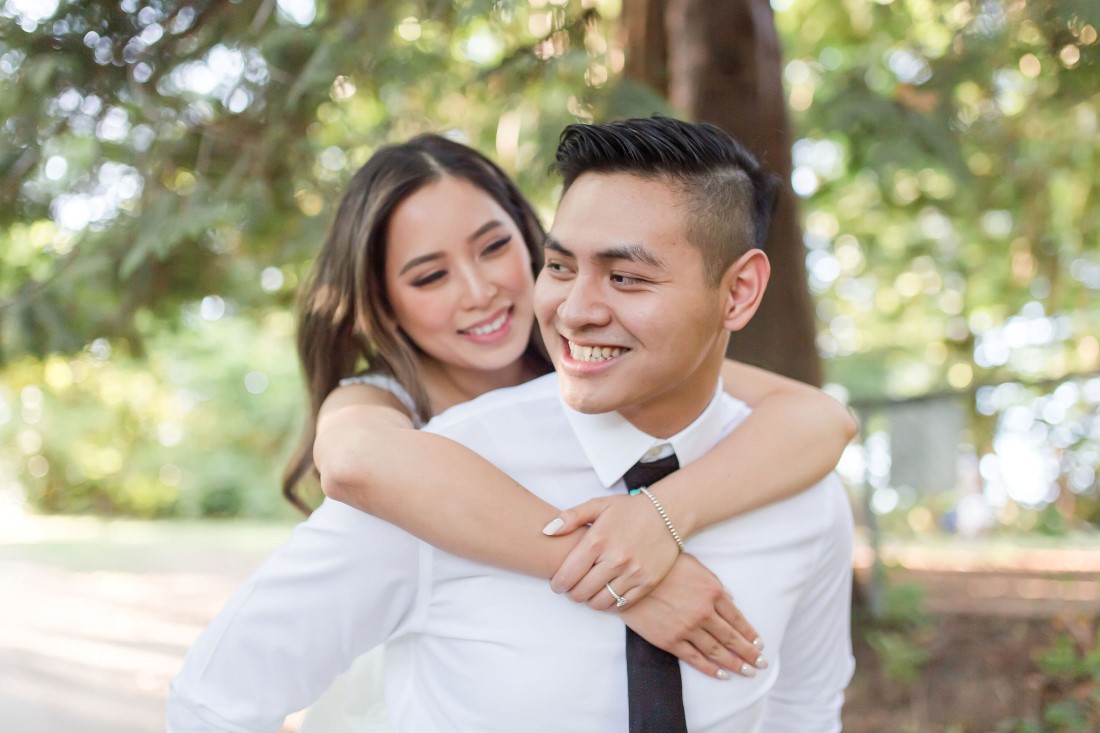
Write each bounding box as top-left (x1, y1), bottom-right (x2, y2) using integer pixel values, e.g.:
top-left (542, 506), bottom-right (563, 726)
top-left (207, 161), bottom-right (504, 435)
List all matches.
top-left (545, 493), bottom-right (681, 609)
top-left (619, 553), bottom-right (766, 680)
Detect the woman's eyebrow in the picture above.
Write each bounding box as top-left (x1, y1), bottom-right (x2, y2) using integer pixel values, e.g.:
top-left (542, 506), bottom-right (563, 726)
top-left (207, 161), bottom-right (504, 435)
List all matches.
top-left (399, 252), bottom-right (443, 276)
top-left (467, 219), bottom-right (505, 242)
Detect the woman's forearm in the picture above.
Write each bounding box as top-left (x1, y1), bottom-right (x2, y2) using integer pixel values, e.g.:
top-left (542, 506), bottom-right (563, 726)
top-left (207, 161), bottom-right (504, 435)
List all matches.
top-left (650, 365), bottom-right (857, 537)
top-left (319, 426), bottom-right (581, 578)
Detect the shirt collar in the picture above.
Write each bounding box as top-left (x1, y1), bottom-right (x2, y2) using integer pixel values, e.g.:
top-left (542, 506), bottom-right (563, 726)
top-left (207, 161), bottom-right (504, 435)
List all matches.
top-left (560, 379), bottom-right (727, 488)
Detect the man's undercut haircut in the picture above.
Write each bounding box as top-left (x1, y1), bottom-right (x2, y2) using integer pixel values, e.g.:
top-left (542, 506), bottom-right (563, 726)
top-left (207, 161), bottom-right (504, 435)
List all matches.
top-left (554, 116), bottom-right (780, 285)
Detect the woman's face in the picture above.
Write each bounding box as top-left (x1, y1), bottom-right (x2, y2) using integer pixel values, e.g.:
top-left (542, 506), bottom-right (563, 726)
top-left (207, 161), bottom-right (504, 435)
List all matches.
top-left (384, 176), bottom-right (536, 378)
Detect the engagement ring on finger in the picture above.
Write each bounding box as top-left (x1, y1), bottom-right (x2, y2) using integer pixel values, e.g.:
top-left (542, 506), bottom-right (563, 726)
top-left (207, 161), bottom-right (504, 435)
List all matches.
top-left (605, 582), bottom-right (628, 608)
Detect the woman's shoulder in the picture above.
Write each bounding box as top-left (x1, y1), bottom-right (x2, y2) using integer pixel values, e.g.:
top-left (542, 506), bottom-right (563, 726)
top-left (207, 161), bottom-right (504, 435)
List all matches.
top-left (339, 371), bottom-right (405, 393)
top-left (338, 372), bottom-right (422, 427)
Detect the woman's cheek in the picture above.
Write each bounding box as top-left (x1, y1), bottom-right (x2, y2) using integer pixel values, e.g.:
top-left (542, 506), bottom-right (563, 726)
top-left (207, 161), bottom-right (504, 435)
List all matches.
top-left (397, 288), bottom-right (448, 335)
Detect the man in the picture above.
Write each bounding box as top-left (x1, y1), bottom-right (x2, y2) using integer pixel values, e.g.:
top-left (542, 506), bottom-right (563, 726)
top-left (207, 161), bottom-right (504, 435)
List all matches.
top-left (168, 117), bottom-right (854, 732)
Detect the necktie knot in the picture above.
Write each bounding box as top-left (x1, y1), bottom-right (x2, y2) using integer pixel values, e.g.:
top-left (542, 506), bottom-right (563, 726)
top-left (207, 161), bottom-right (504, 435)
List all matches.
top-left (622, 453), bottom-right (680, 493)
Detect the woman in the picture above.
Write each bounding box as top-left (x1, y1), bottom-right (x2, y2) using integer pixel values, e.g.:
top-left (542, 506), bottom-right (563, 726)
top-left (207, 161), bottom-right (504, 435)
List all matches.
top-left (287, 135), bottom-right (855, 729)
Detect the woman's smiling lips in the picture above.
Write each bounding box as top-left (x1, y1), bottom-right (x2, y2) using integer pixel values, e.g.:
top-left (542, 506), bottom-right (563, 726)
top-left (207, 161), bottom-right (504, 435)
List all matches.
top-left (458, 306), bottom-right (514, 344)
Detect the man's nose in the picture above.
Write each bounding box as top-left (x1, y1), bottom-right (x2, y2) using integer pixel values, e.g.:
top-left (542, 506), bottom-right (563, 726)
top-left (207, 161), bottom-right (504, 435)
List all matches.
top-left (556, 276), bottom-right (610, 329)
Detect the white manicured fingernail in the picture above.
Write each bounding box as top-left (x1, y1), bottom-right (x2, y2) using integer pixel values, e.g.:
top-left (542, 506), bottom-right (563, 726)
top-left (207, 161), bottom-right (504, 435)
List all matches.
top-left (740, 662), bottom-right (756, 678)
top-left (716, 669), bottom-right (731, 680)
top-left (542, 518), bottom-right (565, 535)
top-left (752, 637), bottom-right (764, 651)
top-left (755, 654), bottom-right (768, 670)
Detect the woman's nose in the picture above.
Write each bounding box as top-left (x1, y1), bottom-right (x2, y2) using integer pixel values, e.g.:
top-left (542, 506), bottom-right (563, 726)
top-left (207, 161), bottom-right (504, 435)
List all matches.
top-left (458, 265), bottom-right (497, 310)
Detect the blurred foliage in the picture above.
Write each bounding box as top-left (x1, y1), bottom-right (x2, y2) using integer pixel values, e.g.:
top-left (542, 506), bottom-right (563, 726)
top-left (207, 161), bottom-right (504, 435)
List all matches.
top-left (845, 374), bottom-right (1100, 538)
top-left (776, 0), bottom-right (1100, 398)
top-left (1000, 619), bottom-right (1100, 732)
top-left (0, 0), bottom-right (642, 516)
top-left (859, 581), bottom-right (935, 685)
top-left (0, 0), bottom-right (1098, 517)
top-left (1, 310), bottom-right (302, 517)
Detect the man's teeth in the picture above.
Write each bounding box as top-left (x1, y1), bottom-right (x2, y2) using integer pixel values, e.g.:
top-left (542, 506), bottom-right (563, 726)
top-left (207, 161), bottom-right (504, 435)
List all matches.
top-left (465, 311), bottom-right (508, 335)
top-left (568, 341), bottom-right (626, 362)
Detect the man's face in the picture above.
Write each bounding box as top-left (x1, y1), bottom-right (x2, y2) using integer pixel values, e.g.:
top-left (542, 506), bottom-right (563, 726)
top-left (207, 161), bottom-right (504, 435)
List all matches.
top-left (535, 173), bottom-right (730, 437)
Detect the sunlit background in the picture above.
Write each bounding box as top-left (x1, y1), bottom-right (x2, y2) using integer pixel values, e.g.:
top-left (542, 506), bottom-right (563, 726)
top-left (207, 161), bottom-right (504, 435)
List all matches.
top-left (1, 0), bottom-right (1098, 730)
top-left (2, 0), bottom-right (1096, 534)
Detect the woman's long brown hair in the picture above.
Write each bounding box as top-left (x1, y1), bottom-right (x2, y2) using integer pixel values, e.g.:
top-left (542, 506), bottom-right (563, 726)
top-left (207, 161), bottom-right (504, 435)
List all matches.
top-left (282, 135), bottom-right (551, 514)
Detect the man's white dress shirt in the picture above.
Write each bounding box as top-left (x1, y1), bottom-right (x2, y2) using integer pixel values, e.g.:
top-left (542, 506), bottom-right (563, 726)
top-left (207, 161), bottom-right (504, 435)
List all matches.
top-left (168, 373), bottom-right (855, 732)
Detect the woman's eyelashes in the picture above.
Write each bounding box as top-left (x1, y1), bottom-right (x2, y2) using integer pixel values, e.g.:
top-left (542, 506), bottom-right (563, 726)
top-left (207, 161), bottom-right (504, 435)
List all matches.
top-left (481, 235), bottom-right (511, 256)
top-left (411, 270), bottom-right (446, 288)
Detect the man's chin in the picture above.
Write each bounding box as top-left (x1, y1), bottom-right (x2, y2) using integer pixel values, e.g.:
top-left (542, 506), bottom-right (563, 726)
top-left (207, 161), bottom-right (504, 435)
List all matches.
top-left (558, 384), bottom-right (617, 415)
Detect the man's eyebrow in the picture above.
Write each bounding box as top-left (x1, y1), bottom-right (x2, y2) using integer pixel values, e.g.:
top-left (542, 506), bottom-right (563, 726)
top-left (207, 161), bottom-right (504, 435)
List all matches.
top-left (544, 237), bottom-right (665, 270)
top-left (543, 235), bottom-right (574, 257)
top-left (595, 243), bottom-right (666, 270)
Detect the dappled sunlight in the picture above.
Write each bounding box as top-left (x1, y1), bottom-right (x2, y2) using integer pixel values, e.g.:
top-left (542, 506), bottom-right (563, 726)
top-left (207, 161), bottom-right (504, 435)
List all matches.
top-left (853, 537), bottom-right (1100, 619)
top-left (853, 539), bottom-right (1100, 574)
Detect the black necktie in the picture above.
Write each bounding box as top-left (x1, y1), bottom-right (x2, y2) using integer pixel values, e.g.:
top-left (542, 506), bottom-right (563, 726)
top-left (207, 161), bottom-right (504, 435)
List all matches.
top-left (621, 452), bottom-right (688, 733)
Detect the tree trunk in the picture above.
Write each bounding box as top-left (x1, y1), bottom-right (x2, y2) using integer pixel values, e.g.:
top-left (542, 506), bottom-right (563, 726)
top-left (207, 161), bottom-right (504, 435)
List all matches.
top-left (622, 0), bottom-right (822, 386)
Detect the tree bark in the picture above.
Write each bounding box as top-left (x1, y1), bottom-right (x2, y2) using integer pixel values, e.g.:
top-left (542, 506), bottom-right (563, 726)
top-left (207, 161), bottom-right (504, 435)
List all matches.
top-left (622, 0), bottom-right (822, 386)
top-left (622, 0), bottom-right (669, 94)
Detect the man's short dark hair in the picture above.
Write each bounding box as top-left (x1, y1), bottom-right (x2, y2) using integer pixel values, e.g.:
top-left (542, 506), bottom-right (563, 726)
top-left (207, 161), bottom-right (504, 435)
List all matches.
top-left (554, 116), bottom-right (780, 285)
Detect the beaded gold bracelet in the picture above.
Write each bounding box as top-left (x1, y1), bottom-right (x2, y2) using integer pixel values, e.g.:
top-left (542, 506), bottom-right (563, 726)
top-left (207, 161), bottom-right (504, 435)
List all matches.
top-left (638, 487), bottom-right (685, 552)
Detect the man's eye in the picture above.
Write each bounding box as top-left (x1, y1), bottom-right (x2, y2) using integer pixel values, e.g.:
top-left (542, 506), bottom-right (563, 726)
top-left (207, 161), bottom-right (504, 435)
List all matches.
top-left (611, 273), bottom-right (644, 285)
top-left (412, 271), bottom-right (446, 287)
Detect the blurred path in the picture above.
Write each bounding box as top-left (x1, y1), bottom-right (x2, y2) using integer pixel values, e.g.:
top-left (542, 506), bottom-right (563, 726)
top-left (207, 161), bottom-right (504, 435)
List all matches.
top-left (854, 536), bottom-right (1100, 617)
top-left (0, 515), bottom-right (299, 733)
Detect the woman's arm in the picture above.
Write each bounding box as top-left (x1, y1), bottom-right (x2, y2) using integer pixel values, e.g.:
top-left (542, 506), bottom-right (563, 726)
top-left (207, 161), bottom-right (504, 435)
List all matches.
top-left (620, 553), bottom-right (765, 680)
top-left (547, 359), bottom-right (857, 608)
top-left (663, 359), bottom-right (858, 534)
top-left (317, 383), bottom-right (574, 578)
top-left (318, 383), bottom-right (763, 677)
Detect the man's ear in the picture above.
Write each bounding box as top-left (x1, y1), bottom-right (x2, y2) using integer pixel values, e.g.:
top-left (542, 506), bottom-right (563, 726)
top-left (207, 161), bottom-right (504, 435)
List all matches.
top-left (719, 248), bottom-right (771, 332)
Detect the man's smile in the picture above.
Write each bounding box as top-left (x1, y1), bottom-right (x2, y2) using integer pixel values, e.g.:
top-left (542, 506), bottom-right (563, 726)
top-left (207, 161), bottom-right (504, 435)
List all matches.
top-left (562, 337), bottom-right (632, 364)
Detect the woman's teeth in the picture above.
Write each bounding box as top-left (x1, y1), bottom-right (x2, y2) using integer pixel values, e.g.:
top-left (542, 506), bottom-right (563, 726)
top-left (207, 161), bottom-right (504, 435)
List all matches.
top-left (464, 310), bottom-right (509, 336)
top-left (568, 342), bottom-right (626, 363)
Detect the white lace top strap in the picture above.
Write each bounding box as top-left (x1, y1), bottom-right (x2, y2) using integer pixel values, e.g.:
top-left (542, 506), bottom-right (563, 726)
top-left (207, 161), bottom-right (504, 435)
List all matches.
top-left (338, 373), bottom-right (423, 428)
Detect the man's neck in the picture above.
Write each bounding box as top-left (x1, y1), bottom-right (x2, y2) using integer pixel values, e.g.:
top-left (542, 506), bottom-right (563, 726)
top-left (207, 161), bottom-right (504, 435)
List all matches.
top-left (558, 374), bottom-right (728, 490)
top-left (615, 370), bottom-right (724, 438)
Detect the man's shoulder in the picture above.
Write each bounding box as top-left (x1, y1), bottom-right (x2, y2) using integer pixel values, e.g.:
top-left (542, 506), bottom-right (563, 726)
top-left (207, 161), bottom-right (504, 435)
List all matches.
top-left (425, 373), bottom-right (561, 435)
top-left (713, 392), bottom-right (852, 537)
top-left (787, 473), bottom-right (855, 568)
top-left (692, 469), bottom-right (852, 559)
top-left (780, 472), bottom-right (853, 537)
